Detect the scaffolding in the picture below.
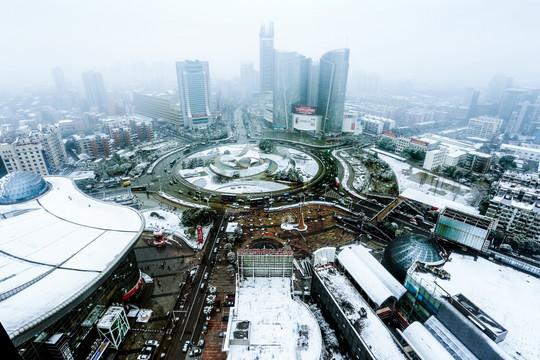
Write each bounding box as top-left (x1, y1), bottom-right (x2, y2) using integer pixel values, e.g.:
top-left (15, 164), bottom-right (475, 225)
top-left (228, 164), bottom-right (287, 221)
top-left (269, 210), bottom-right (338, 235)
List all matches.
top-left (237, 249), bottom-right (294, 279)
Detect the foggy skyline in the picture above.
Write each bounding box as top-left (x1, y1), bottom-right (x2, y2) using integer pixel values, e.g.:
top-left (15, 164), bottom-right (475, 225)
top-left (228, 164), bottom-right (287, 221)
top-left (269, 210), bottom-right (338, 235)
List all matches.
top-left (2, 0), bottom-right (540, 90)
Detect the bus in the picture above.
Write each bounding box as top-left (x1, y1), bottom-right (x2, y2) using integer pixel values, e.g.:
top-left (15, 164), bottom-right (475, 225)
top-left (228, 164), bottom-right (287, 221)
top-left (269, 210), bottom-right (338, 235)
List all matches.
top-left (250, 197), bottom-right (264, 206)
top-left (335, 176), bottom-right (340, 188)
top-left (131, 185), bottom-right (147, 192)
top-left (221, 194), bottom-right (237, 203)
top-left (170, 158), bottom-right (177, 167)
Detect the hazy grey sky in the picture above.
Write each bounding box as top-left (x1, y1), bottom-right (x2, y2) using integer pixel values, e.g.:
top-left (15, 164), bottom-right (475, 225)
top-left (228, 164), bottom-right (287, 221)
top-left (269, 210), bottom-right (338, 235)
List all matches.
top-left (2, 0), bottom-right (539, 89)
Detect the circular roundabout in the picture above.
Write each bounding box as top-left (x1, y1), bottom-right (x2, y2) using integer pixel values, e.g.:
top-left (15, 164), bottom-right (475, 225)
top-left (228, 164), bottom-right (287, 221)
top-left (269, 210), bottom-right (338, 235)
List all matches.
top-left (174, 143), bottom-right (322, 195)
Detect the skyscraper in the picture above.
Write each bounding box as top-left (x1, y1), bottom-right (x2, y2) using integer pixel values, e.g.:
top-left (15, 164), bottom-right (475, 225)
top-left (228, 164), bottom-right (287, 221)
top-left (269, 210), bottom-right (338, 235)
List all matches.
top-left (176, 60), bottom-right (212, 129)
top-left (486, 73), bottom-right (513, 102)
top-left (259, 21), bottom-right (274, 93)
top-left (81, 71), bottom-right (108, 113)
top-left (497, 88), bottom-right (528, 130)
top-left (463, 88), bottom-right (480, 119)
top-left (317, 48), bottom-right (350, 134)
top-left (273, 50), bottom-right (311, 129)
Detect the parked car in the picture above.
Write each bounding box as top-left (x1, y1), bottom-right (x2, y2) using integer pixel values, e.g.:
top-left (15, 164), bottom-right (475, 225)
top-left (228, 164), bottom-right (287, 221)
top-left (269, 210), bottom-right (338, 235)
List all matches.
top-left (182, 340), bottom-right (191, 353)
top-left (141, 346), bottom-right (154, 354)
top-left (219, 331), bottom-right (227, 338)
top-left (145, 340), bottom-right (159, 347)
top-left (137, 355), bottom-right (151, 360)
top-left (224, 301), bottom-right (234, 307)
top-left (189, 348), bottom-right (202, 357)
top-left (198, 339), bottom-right (205, 347)
top-left (409, 218), bottom-right (418, 225)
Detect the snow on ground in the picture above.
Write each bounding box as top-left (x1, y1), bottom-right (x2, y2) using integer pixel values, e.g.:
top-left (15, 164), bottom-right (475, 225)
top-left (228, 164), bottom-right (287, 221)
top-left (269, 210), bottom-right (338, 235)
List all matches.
top-left (226, 277), bottom-right (322, 360)
top-left (334, 149), bottom-right (367, 200)
top-left (316, 266), bottom-right (407, 359)
top-left (178, 144), bottom-right (319, 193)
top-left (413, 254), bottom-right (540, 359)
top-left (376, 152), bottom-right (476, 212)
top-left (140, 208), bottom-right (212, 249)
top-left (157, 191), bottom-right (209, 209)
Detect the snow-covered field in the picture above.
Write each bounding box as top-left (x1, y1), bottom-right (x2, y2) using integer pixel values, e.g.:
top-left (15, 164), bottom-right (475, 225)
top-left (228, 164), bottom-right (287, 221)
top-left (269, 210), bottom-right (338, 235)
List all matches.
top-left (140, 208), bottom-right (212, 249)
top-left (376, 152), bottom-right (476, 212)
top-left (413, 253), bottom-right (540, 359)
top-left (178, 144), bottom-right (319, 194)
top-left (226, 277), bottom-right (322, 360)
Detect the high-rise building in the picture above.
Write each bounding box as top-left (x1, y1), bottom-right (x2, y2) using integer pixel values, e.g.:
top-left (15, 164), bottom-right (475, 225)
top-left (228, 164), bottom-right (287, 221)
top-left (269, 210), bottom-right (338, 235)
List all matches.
top-left (82, 71), bottom-right (108, 113)
top-left (497, 88), bottom-right (528, 129)
top-left (463, 88), bottom-right (480, 119)
top-left (51, 67), bottom-right (67, 97)
top-left (259, 21), bottom-right (274, 93)
top-left (133, 92), bottom-right (183, 128)
top-left (176, 60), bottom-right (212, 129)
top-left (486, 73), bottom-right (513, 102)
top-left (317, 48), bottom-right (350, 134)
top-left (308, 63), bottom-right (320, 107)
top-left (240, 62), bottom-right (255, 96)
top-left (74, 133), bottom-right (112, 158)
top-left (506, 101), bottom-right (539, 135)
top-left (466, 116), bottom-right (503, 139)
top-left (273, 50), bottom-right (311, 129)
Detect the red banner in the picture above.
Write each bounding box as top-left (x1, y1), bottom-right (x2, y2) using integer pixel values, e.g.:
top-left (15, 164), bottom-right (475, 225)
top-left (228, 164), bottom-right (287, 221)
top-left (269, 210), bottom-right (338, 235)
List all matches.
top-left (197, 225), bottom-right (203, 243)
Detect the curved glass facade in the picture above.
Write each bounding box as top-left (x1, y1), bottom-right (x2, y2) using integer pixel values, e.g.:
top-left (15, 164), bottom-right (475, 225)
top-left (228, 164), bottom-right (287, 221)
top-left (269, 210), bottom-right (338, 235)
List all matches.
top-left (382, 233), bottom-right (444, 281)
top-left (0, 171), bottom-right (48, 204)
top-left (318, 48), bottom-right (349, 134)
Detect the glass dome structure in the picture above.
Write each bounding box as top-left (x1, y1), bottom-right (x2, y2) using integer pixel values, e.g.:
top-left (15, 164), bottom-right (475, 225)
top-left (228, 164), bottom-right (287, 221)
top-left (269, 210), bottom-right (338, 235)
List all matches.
top-left (382, 233), bottom-right (445, 281)
top-left (0, 171), bottom-right (49, 205)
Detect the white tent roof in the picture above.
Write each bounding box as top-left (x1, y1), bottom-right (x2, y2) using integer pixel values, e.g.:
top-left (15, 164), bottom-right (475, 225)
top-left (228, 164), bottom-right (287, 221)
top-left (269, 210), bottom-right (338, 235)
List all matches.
top-left (337, 245), bottom-right (406, 307)
top-left (0, 176), bottom-right (144, 343)
top-left (400, 322), bottom-right (455, 360)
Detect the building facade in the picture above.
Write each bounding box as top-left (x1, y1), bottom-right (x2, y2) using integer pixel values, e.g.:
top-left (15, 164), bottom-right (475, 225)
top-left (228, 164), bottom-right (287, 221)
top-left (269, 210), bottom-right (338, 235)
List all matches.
top-left (486, 194), bottom-right (540, 242)
top-left (272, 50), bottom-right (311, 129)
top-left (176, 60), bottom-right (212, 129)
top-left (132, 92), bottom-right (183, 127)
top-left (259, 21), bottom-right (274, 93)
top-left (82, 71), bottom-right (108, 113)
top-left (317, 49), bottom-right (350, 134)
top-left (466, 116), bottom-right (503, 139)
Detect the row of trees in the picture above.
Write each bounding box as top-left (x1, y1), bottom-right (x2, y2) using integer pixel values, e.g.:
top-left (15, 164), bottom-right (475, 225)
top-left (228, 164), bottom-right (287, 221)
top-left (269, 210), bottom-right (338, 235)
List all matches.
top-left (181, 208), bottom-right (217, 227)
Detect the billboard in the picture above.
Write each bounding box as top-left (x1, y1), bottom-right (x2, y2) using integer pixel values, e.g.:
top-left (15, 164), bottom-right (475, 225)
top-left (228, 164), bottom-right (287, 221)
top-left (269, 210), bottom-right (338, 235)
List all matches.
top-left (293, 114), bottom-right (321, 131)
top-left (294, 105), bottom-right (317, 115)
top-left (197, 225), bottom-right (203, 243)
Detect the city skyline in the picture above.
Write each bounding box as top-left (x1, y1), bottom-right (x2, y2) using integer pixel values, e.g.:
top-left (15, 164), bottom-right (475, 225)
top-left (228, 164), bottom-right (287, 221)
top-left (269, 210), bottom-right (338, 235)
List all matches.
top-left (2, 0), bottom-right (540, 90)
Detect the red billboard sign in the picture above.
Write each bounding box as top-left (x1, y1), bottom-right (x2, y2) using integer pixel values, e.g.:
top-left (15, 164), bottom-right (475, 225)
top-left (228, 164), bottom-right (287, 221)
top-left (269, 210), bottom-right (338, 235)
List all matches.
top-left (197, 225), bottom-right (203, 243)
top-left (294, 105), bottom-right (317, 115)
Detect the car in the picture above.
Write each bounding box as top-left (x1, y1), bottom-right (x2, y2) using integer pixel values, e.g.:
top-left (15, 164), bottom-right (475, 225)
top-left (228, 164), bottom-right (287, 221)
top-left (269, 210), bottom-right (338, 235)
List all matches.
top-left (221, 315), bottom-right (229, 321)
top-left (319, 196), bottom-right (325, 201)
top-left (169, 181), bottom-right (174, 185)
top-left (182, 340), bottom-right (191, 353)
top-left (202, 325), bottom-right (208, 333)
top-left (177, 190), bottom-right (184, 194)
top-left (137, 355), bottom-right (151, 360)
top-left (197, 339), bottom-right (205, 347)
top-left (203, 272), bottom-right (209, 280)
top-left (409, 218), bottom-right (418, 225)
top-left (145, 340), bottom-right (159, 347)
top-left (404, 226), bottom-right (413, 232)
top-left (287, 198), bottom-right (294, 202)
top-left (189, 348), bottom-right (202, 357)
top-left (141, 346), bottom-right (154, 354)
top-left (200, 283), bottom-right (205, 291)
top-left (188, 191), bottom-right (193, 195)
top-left (224, 301), bottom-right (234, 307)
top-left (219, 331), bottom-right (227, 338)
top-left (213, 247), bottom-right (218, 254)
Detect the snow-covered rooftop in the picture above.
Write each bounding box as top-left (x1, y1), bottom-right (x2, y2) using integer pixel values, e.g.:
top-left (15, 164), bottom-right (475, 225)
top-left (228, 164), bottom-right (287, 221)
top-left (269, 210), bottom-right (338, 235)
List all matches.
top-left (224, 277), bottom-right (321, 360)
top-left (314, 266), bottom-right (407, 359)
top-left (337, 245), bottom-right (406, 307)
top-left (411, 253), bottom-right (540, 359)
top-left (0, 176), bottom-right (144, 343)
top-left (400, 187), bottom-right (479, 214)
top-left (399, 321), bottom-right (454, 360)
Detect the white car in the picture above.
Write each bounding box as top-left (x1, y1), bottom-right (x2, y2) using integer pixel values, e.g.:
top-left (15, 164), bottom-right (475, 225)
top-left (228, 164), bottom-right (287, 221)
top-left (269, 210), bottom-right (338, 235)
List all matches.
top-left (145, 340), bottom-right (159, 347)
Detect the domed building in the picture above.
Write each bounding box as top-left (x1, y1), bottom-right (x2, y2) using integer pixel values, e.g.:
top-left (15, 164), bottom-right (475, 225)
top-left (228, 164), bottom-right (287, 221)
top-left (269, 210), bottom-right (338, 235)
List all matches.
top-left (0, 171), bottom-right (49, 204)
top-left (382, 233), bottom-right (446, 282)
top-left (0, 173), bottom-right (145, 359)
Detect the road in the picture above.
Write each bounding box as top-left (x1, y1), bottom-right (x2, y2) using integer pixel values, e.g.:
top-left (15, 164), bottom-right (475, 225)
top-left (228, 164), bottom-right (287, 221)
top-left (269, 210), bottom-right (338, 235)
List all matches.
top-left (166, 211), bottom-right (228, 359)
